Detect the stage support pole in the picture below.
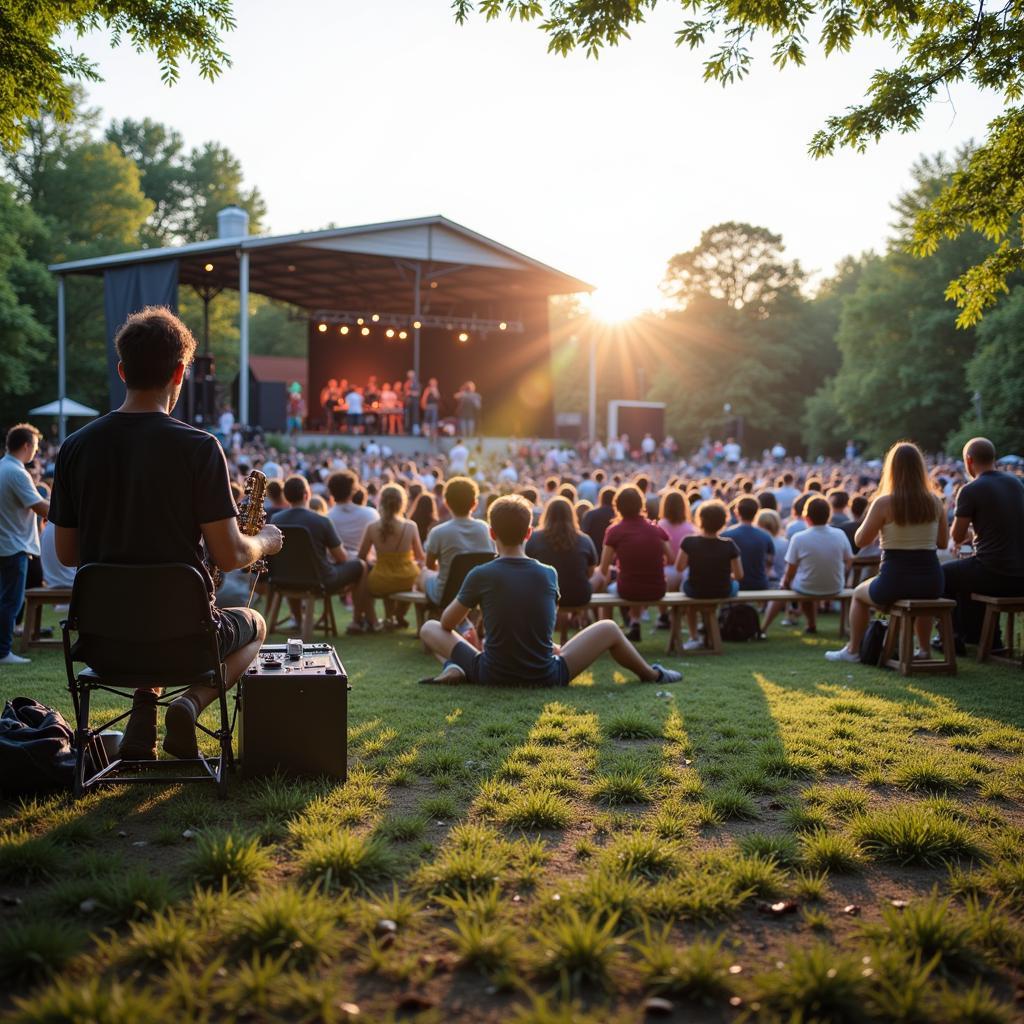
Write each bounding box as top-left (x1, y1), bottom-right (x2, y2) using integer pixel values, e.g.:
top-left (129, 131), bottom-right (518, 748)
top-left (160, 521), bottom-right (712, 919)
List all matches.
top-left (587, 331), bottom-right (596, 442)
top-left (413, 263), bottom-right (422, 383)
top-left (239, 249), bottom-right (250, 425)
top-left (57, 275), bottom-right (67, 443)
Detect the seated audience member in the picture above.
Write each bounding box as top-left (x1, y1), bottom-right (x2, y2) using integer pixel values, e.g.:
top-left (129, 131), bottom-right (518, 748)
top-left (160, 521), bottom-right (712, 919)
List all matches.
top-left (723, 496), bottom-right (774, 591)
top-left (942, 437), bottom-right (1024, 651)
top-left (659, 490), bottom-right (696, 591)
top-left (264, 478), bottom-right (288, 514)
top-left (762, 496), bottom-right (852, 634)
top-left (356, 483), bottom-right (424, 631)
top-left (575, 499), bottom-right (593, 527)
top-left (327, 470), bottom-right (379, 552)
top-left (418, 476), bottom-right (494, 604)
top-left (757, 491), bottom-right (778, 511)
top-left (272, 475), bottom-right (366, 626)
top-left (826, 441), bottom-right (946, 662)
top-left (676, 499), bottom-right (743, 651)
top-left (596, 484), bottom-right (672, 641)
top-left (838, 494), bottom-right (870, 553)
top-left (784, 492), bottom-right (814, 538)
top-left (417, 495), bottom-right (681, 686)
top-left (755, 509), bottom-right (787, 587)
top-left (410, 492), bottom-right (438, 543)
top-left (525, 496), bottom-right (598, 612)
top-left (828, 489), bottom-right (851, 525)
top-left (581, 486), bottom-right (616, 556)
top-left (774, 472), bottom-right (801, 517)
top-left (308, 495), bottom-right (328, 515)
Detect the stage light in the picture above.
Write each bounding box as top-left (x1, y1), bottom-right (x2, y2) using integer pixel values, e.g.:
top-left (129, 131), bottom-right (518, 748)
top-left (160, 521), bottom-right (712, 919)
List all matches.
top-left (287, 264), bottom-right (296, 272)
top-left (398, 330), bottom-right (408, 340)
top-left (339, 325), bottom-right (349, 335)
top-left (385, 328), bottom-right (395, 338)
top-left (361, 326), bottom-right (370, 336)
top-left (458, 331), bottom-right (469, 343)
top-left (317, 322), bottom-right (327, 333)
top-left (499, 321), bottom-right (508, 330)
top-left (412, 320), bottom-right (422, 330)
top-left (430, 281), bottom-right (438, 289)
top-left (204, 263), bottom-right (214, 272)
top-left (357, 317), bottom-right (364, 325)
top-left (371, 313), bottom-right (380, 322)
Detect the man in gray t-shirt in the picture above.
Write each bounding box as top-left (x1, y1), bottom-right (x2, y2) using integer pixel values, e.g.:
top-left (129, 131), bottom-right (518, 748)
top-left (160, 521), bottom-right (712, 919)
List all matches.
top-left (417, 477), bottom-right (493, 603)
top-left (0, 424), bottom-right (50, 664)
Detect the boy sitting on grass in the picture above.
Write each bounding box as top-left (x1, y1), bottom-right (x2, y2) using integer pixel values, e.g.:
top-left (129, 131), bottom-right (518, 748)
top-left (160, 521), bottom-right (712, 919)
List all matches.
top-left (418, 495), bottom-right (681, 686)
top-left (762, 495), bottom-right (852, 634)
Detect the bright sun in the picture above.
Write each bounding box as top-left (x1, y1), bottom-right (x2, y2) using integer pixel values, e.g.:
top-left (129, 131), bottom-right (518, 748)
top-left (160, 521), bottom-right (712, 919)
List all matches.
top-left (585, 283), bottom-right (651, 325)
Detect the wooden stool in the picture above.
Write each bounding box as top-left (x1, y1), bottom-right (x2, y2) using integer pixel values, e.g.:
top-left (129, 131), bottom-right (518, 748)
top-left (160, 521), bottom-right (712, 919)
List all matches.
top-left (265, 588), bottom-right (337, 642)
top-left (669, 603), bottom-right (723, 655)
top-left (880, 598), bottom-right (957, 676)
top-left (973, 593), bottom-right (1024, 667)
top-left (17, 587), bottom-right (72, 653)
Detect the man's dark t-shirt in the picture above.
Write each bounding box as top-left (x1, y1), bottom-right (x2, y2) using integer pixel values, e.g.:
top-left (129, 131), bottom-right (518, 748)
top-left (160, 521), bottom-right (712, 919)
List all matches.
top-left (955, 470), bottom-right (1024, 576)
top-left (48, 412), bottom-right (236, 599)
top-left (840, 519), bottom-right (862, 554)
top-left (581, 504), bottom-right (615, 556)
top-left (456, 557), bottom-right (561, 686)
top-left (722, 523), bottom-right (774, 590)
top-left (269, 506), bottom-right (341, 583)
top-left (525, 529), bottom-right (597, 607)
top-left (681, 534), bottom-right (741, 598)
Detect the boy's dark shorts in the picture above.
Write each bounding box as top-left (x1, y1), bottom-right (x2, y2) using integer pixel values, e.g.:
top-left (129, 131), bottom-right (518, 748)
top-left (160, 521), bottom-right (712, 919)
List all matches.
top-left (215, 607), bottom-right (262, 660)
top-left (447, 639), bottom-right (570, 687)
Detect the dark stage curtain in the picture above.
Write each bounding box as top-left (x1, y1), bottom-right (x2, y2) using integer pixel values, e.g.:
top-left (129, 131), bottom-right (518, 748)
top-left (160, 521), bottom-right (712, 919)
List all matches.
top-left (103, 261), bottom-right (179, 409)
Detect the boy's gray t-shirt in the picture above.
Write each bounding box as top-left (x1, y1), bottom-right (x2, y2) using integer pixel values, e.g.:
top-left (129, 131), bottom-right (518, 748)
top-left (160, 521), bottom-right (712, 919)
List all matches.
top-left (425, 516), bottom-right (494, 595)
top-left (785, 524), bottom-right (851, 595)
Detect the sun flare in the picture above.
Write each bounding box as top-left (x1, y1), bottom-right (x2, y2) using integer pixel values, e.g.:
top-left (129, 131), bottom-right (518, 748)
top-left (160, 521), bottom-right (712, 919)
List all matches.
top-left (585, 284), bottom-right (650, 325)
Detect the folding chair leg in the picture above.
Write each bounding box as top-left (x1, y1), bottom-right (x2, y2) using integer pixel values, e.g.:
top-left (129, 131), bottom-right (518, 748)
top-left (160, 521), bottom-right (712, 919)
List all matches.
top-left (73, 681), bottom-right (91, 799)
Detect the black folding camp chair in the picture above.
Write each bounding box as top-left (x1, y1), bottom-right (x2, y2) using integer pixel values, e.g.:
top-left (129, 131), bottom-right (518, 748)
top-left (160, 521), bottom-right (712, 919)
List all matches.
top-left (62, 563), bottom-right (235, 799)
top-left (263, 526), bottom-right (339, 640)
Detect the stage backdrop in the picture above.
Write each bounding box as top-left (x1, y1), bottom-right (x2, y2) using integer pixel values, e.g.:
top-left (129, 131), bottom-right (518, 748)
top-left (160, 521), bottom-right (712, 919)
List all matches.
top-left (307, 299), bottom-right (554, 436)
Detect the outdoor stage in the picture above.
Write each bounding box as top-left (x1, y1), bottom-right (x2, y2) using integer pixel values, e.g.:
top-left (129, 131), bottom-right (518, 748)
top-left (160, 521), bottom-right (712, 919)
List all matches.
top-left (287, 434), bottom-right (554, 457)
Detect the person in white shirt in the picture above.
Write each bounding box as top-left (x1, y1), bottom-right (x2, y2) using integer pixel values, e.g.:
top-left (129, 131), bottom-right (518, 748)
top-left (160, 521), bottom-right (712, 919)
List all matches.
top-left (345, 388), bottom-right (364, 434)
top-left (218, 407), bottom-right (235, 438)
top-left (448, 439), bottom-right (469, 475)
top-left (498, 462), bottom-right (518, 485)
top-left (771, 443), bottom-right (786, 461)
top-left (641, 434), bottom-right (656, 458)
top-left (723, 437), bottom-right (742, 465)
top-left (40, 521), bottom-right (76, 589)
top-left (762, 496), bottom-right (852, 634)
top-left (326, 470), bottom-right (379, 551)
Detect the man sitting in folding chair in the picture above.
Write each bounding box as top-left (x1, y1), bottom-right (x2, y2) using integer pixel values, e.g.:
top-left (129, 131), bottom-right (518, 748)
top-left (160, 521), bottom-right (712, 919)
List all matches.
top-left (48, 306), bottom-right (284, 761)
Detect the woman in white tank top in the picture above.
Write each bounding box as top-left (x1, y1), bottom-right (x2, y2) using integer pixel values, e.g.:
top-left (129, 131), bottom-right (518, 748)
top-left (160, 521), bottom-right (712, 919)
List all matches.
top-left (826, 442), bottom-right (947, 663)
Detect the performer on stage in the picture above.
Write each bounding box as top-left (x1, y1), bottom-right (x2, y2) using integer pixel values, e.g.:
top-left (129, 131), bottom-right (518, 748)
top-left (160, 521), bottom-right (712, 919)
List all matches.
top-left (456, 381), bottom-right (481, 437)
top-left (48, 307), bottom-right (284, 760)
top-left (421, 378), bottom-right (441, 441)
top-left (404, 370), bottom-right (421, 435)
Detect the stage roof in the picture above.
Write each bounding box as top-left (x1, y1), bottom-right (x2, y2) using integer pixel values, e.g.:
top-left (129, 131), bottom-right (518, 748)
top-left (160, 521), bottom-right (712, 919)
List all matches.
top-left (47, 215), bottom-right (592, 315)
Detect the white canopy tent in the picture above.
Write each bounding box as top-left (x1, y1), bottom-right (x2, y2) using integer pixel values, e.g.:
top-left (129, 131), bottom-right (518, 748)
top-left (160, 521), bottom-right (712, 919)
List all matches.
top-left (30, 399), bottom-right (100, 417)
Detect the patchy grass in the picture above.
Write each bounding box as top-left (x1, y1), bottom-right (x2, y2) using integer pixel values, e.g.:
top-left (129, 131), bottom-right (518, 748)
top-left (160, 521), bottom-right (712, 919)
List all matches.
top-left (2, 605), bottom-right (1023, 1021)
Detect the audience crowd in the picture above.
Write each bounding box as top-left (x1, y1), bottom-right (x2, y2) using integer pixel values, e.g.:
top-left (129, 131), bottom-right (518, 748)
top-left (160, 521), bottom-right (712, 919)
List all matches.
top-left (4, 425), bottom-right (1024, 673)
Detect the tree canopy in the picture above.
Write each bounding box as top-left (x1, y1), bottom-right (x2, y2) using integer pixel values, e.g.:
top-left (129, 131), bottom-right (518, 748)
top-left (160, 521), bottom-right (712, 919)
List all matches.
top-left (0, 0), bottom-right (235, 153)
top-left (454, 0), bottom-right (1024, 327)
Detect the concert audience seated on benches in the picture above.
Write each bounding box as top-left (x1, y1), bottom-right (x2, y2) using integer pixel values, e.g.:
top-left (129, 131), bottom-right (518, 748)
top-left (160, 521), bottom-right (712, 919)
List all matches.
top-left (825, 441), bottom-right (947, 663)
top-left (762, 495), bottom-right (852, 635)
top-left (417, 494), bottom-right (682, 687)
top-left (47, 306), bottom-right (284, 759)
top-left (676, 498), bottom-right (743, 651)
top-left (596, 484), bottom-right (672, 642)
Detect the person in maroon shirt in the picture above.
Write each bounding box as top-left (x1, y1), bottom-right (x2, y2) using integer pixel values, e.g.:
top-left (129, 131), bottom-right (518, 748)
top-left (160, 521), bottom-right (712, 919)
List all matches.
top-left (595, 484), bottom-right (672, 641)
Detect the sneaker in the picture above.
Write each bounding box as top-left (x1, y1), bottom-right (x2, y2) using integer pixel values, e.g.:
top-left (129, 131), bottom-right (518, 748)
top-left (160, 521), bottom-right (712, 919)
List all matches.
top-left (0, 652), bottom-right (31, 665)
top-left (163, 695), bottom-right (200, 760)
top-left (650, 663), bottom-right (682, 683)
top-left (824, 647), bottom-right (860, 663)
top-left (625, 623), bottom-right (642, 643)
top-left (417, 661), bottom-right (466, 685)
top-left (655, 613), bottom-right (671, 631)
top-left (781, 618), bottom-right (797, 627)
top-left (683, 638), bottom-right (704, 652)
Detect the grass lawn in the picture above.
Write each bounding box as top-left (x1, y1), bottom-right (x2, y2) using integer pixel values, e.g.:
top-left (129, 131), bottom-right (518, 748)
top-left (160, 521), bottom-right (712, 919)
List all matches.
top-left (2, 604), bottom-right (1023, 1023)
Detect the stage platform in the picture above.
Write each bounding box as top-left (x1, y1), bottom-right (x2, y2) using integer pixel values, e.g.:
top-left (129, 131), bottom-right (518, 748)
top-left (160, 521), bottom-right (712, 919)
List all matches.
top-left (283, 434), bottom-right (557, 458)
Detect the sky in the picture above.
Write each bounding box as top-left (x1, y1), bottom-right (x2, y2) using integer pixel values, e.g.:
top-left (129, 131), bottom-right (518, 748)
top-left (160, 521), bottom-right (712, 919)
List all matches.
top-left (63, 0), bottom-right (1004, 320)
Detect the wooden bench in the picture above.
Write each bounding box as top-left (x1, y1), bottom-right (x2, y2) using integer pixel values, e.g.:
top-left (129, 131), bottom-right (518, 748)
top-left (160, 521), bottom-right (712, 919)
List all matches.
top-left (390, 588), bottom-right (854, 656)
top-left (848, 553), bottom-right (881, 587)
top-left (17, 587), bottom-right (72, 652)
top-left (973, 593), bottom-right (1024, 668)
top-left (880, 598), bottom-right (957, 676)
top-left (265, 588), bottom-right (338, 642)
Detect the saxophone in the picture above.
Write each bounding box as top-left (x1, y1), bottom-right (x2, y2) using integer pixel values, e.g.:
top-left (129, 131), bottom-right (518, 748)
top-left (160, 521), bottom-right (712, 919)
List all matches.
top-left (207, 470), bottom-right (268, 589)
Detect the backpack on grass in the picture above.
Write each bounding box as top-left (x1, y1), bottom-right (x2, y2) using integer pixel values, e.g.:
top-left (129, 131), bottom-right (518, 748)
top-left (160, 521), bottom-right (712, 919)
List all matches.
top-left (859, 618), bottom-right (888, 666)
top-left (718, 603), bottom-right (762, 642)
top-left (0, 697), bottom-right (77, 795)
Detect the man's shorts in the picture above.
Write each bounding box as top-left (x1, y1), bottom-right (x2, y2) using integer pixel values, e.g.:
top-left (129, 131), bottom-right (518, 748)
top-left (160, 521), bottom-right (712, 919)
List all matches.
top-left (423, 570), bottom-right (442, 605)
top-left (324, 559), bottom-right (364, 593)
top-left (446, 639), bottom-right (570, 687)
top-left (215, 607), bottom-right (262, 660)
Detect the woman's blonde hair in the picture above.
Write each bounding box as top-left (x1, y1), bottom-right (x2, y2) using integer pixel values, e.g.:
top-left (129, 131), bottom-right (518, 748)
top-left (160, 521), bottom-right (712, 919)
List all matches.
top-left (377, 483), bottom-right (407, 540)
top-left (755, 508), bottom-right (780, 536)
top-left (877, 441), bottom-right (939, 525)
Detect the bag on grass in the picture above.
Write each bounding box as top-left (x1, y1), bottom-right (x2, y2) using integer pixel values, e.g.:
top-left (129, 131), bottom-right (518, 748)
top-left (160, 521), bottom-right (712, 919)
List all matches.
top-left (0, 697), bottom-right (77, 795)
top-left (859, 618), bottom-right (888, 666)
top-left (718, 603), bottom-right (761, 642)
